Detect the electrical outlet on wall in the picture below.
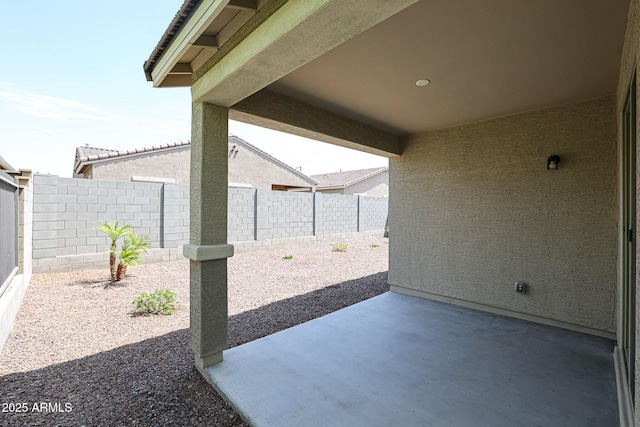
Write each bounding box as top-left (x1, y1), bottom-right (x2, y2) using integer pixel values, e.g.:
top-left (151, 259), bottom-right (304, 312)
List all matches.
top-left (515, 281), bottom-right (526, 293)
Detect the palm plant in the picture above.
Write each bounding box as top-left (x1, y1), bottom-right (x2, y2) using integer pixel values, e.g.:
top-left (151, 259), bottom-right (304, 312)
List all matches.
top-left (94, 221), bottom-right (132, 281)
top-left (115, 233), bottom-right (151, 281)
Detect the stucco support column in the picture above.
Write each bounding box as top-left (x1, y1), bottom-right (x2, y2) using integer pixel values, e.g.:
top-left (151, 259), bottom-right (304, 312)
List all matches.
top-left (184, 101), bottom-right (233, 371)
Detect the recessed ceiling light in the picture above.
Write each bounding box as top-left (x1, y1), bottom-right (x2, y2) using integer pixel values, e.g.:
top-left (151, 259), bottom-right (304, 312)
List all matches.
top-left (416, 79), bottom-right (431, 87)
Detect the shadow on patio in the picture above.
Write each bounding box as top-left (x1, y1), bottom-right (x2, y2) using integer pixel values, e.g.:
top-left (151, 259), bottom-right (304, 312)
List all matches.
top-left (206, 292), bottom-right (617, 427)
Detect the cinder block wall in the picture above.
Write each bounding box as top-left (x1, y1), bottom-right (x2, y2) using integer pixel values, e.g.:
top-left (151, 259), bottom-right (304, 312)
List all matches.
top-left (162, 183), bottom-right (189, 247)
top-left (316, 193), bottom-right (359, 235)
top-left (360, 197), bottom-right (389, 232)
top-left (31, 176), bottom-right (388, 272)
top-left (256, 190), bottom-right (314, 240)
top-left (31, 176), bottom-right (169, 272)
top-left (228, 188), bottom-right (256, 242)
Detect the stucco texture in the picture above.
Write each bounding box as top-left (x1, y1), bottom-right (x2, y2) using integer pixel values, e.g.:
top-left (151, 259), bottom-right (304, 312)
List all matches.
top-left (389, 96), bottom-right (617, 335)
top-left (227, 142), bottom-right (311, 189)
top-left (345, 171), bottom-right (388, 197)
top-left (92, 147), bottom-right (191, 183)
top-left (90, 141), bottom-right (311, 190)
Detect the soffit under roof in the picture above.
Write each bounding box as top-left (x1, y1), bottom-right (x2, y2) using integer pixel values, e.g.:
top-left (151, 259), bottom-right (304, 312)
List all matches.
top-left (267, 0), bottom-right (630, 134)
top-left (145, 0), bottom-right (271, 87)
top-left (148, 0), bottom-right (630, 135)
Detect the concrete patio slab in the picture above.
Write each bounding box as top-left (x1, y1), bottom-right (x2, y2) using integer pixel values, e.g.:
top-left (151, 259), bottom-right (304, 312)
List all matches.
top-left (205, 292), bottom-right (617, 427)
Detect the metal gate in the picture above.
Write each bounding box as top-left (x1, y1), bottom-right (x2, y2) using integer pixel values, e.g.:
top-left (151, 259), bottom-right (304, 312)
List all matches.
top-left (0, 169), bottom-right (18, 297)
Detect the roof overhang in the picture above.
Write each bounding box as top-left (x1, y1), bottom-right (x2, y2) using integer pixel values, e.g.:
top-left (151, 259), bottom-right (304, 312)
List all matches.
top-left (144, 0), bottom-right (269, 88)
top-left (146, 0), bottom-right (629, 152)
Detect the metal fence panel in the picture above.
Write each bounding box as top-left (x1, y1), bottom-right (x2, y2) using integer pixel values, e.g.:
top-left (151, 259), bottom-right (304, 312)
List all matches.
top-left (0, 170), bottom-right (18, 295)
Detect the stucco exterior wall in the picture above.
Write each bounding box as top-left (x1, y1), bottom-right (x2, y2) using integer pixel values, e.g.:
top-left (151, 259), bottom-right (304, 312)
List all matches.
top-left (227, 142), bottom-right (311, 189)
top-left (389, 96), bottom-right (617, 336)
top-left (89, 142), bottom-right (312, 189)
top-left (343, 170), bottom-right (389, 196)
top-left (92, 147), bottom-right (191, 183)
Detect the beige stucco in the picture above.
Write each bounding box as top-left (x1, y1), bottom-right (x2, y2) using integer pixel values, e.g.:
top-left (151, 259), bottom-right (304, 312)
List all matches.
top-left (86, 139), bottom-right (312, 189)
top-left (318, 171), bottom-right (389, 196)
top-left (389, 96), bottom-right (618, 336)
top-left (189, 102), bottom-right (231, 369)
top-left (91, 147), bottom-right (191, 183)
top-left (227, 138), bottom-right (312, 189)
top-left (345, 171), bottom-right (388, 197)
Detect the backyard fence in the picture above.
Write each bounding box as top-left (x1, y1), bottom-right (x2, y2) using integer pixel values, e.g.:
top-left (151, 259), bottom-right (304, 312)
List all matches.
top-left (31, 174), bottom-right (388, 272)
top-left (0, 170), bottom-right (18, 296)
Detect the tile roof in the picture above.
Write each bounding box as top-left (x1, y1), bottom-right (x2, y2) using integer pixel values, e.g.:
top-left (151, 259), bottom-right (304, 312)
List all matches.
top-left (74, 141), bottom-right (191, 174)
top-left (310, 167), bottom-right (388, 189)
top-left (144, 0), bottom-right (201, 80)
top-left (76, 145), bottom-right (119, 159)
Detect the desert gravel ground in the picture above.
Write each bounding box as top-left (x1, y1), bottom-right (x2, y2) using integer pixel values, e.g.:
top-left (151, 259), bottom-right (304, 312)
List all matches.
top-left (0, 238), bottom-right (388, 426)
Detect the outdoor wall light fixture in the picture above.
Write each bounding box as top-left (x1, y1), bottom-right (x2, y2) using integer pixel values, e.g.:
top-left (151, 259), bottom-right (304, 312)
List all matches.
top-left (547, 155), bottom-right (560, 170)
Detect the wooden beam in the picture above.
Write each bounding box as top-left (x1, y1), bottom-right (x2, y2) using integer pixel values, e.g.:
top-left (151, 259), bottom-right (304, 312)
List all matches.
top-left (192, 34), bottom-right (220, 48)
top-left (227, 0), bottom-right (257, 11)
top-left (231, 89), bottom-right (402, 157)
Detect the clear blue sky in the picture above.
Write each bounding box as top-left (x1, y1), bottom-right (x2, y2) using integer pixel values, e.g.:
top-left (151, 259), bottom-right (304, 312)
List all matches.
top-left (0, 1), bottom-right (387, 177)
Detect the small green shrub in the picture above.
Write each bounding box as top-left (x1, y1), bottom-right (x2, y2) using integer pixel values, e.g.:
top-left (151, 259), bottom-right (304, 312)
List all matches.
top-left (332, 243), bottom-right (348, 252)
top-left (133, 289), bottom-right (177, 316)
top-left (282, 255), bottom-right (293, 259)
top-left (370, 244), bottom-right (380, 248)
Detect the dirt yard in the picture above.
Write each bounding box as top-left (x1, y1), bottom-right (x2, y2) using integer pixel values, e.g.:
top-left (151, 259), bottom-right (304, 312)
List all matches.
top-left (0, 238), bottom-right (388, 426)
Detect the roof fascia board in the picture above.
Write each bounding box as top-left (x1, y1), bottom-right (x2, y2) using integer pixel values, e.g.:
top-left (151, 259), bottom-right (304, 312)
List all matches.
top-left (191, 0), bottom-right (418, 106)
top-left (316, 185), bottom-right (345, 191)
top-left (151, 0), bottom-right (230, 87)
top-left (230, 89), bottom-right (402, 157)
top-left (344, 168), bottom-right (387, 187)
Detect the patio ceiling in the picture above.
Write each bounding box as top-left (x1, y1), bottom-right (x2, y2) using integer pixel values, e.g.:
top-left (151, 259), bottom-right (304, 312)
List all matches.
top-left (148, 0), bottom-right (630, 136)
top-left (266, 0), bottom-right (630, 134)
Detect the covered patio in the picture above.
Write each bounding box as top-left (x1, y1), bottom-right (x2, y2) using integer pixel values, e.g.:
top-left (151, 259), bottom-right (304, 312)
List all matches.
top-left (207, 292), bottom-right (616, 426)
top-left (144, 0), bottom-right (637, 425)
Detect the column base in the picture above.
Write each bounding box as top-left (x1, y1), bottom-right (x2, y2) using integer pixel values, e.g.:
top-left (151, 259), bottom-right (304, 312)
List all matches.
top-left (195, 352), bottom-right (223, 372)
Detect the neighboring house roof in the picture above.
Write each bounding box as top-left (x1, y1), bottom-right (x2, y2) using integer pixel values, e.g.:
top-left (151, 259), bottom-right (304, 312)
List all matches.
top-left (73, 136), bottom-right (318, 186)
top-left (75, 145), bottom-right (119, 158)
top-left (311, 167), bottom-right (388, 190)
top-left (74, 141), bottom-right (191, 176)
